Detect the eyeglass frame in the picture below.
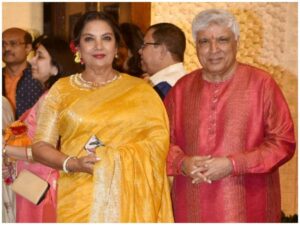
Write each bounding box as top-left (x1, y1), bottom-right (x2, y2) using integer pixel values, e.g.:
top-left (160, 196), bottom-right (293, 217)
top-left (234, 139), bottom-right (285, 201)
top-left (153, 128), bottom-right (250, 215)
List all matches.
top-left (2, 40), bottom-right (27, 48)
top-left (140, 42), bottom-right (161, 50)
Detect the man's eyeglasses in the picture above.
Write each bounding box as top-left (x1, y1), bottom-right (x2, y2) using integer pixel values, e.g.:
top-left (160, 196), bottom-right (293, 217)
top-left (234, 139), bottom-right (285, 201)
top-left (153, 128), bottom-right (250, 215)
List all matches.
top-left (2, 41), bottom-right (26, 48)
top-left (140, 42), bottom-right (160, 50)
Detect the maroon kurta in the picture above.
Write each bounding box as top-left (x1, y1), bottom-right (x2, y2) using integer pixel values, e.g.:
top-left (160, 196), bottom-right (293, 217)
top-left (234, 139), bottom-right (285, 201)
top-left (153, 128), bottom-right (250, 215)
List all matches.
top-left (165, 63), bottom-right (295, 222)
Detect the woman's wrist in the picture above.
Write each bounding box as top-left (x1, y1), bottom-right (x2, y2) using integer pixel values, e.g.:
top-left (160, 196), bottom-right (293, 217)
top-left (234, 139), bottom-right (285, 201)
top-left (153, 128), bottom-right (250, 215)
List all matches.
top-left (2, 145), bottom-right (7, 157)
top-left (26, 147), bottom-right (34, 162)
top-left (63, 156), bottom-right (77, 173)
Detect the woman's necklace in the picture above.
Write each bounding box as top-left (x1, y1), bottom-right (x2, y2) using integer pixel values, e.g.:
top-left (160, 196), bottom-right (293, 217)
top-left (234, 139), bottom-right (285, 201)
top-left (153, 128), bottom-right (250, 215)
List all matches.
top-left (74, 72), bottom-right (120, 89)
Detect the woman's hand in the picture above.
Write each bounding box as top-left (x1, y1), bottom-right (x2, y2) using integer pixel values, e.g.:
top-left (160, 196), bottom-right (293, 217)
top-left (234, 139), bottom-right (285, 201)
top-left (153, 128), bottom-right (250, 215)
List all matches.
top-left (67, 154), bottom-right (101, 174)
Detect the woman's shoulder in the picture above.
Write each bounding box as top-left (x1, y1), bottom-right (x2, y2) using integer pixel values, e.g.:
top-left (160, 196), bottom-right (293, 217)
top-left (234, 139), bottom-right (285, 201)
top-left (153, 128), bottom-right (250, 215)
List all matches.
top-left (120, 73), bottom-right (152, 89)
top-left (51, 73), bottom-right (78, 90)
top-left (120, 73), bottom-right (161, 98)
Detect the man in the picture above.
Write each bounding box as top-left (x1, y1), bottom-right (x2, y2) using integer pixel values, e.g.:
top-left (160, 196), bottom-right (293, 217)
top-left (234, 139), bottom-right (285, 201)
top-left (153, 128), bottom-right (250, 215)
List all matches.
top-left (2, 27), bottom-right (43, 119)
top-left (165, 9), bottom-right (295, 222)
top-left (139, 23), bottom-right (187, 99)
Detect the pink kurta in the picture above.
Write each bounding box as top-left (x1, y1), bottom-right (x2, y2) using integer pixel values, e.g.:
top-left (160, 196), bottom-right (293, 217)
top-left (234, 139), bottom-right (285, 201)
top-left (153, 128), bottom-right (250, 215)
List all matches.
top-left (16, 92), bottom-right (59, 223)
top-left (165, 63), bottom-right (295, 222)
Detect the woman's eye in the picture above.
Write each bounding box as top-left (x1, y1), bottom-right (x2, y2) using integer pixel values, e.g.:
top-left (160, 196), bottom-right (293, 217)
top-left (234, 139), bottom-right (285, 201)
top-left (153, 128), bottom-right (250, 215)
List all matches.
top-left (84, 37), bottom-right (94, 42)
top-left (36, 53), bottom-right (43, 59)
top-left (103, 35), bottom-right (112, 41)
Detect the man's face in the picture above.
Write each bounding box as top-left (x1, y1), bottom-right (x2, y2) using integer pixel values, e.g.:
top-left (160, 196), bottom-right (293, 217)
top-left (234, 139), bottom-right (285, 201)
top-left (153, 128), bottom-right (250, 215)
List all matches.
top-left (138, 28), bottom-right (162, 76)
top-left (2, 30), bottom-right (31, 65)
top-left (196, 24), bottom-right (238, 77)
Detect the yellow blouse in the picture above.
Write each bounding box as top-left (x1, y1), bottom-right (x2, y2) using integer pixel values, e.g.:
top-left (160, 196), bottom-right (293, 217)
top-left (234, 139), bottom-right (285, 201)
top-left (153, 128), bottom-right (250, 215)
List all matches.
top-left (34, 73), bottom-right (173, 222)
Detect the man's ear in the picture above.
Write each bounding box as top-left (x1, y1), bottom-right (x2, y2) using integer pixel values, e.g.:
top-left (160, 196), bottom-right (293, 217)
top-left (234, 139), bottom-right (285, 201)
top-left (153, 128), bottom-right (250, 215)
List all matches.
top-left (25, 43), bottom-right (32, 55)
top-left (159, 44), bottom-right (168, 59)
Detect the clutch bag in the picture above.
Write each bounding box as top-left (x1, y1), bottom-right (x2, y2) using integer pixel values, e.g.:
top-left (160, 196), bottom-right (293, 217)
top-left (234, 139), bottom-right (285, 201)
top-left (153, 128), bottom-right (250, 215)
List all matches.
top-left (12, 169), bottom-right (50, 205)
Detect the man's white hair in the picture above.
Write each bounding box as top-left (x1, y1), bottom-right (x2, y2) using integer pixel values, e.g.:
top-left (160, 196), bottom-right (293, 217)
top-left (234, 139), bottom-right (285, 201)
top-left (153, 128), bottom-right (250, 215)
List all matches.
top-left (192, 9), bottom-right (240, 42)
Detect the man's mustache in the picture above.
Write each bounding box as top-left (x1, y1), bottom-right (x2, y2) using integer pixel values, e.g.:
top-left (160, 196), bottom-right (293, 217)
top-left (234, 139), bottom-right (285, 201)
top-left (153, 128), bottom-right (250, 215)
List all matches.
top-left (3, 51), bottom-right (13, 57)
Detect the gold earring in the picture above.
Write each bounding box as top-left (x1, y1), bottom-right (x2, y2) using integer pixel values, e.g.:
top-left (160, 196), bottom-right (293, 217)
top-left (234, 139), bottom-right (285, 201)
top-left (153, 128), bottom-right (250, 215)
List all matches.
top-left (74, 51), bottom-right (81, 64)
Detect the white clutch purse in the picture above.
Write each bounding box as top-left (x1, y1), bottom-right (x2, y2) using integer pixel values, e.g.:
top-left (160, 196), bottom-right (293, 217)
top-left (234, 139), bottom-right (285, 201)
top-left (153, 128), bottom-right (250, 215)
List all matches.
top-left (12, 169), bottom-right (50, 205)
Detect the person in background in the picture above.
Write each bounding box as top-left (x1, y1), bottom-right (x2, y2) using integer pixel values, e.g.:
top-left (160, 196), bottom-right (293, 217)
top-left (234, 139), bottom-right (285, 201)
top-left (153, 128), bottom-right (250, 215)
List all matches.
top-left (32, 11), bottom-right (173, 222)
top-left (3, 35), bottom-right (80, 222)
top-left (2, 96), bottom-right (15, 223)
top-left (114, 22), bottom-right (144, 77)
top-left (165, 9), bottom-right (295, 222)
top-left (139, 23), bottom-right (187, 99)
top-left (2, 27), bottom-right (43, 119)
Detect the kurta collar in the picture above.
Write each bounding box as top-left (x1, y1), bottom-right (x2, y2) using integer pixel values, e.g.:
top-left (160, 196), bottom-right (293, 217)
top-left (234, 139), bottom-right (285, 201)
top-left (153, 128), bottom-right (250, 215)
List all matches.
top-left (149, 63), bottom-right (186, 86)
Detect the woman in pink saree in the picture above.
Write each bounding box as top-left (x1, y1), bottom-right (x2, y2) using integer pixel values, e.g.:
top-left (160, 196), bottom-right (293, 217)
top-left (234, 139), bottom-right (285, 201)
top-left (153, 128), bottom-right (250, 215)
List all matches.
top-left (3, 35), bottom-right (80, 222)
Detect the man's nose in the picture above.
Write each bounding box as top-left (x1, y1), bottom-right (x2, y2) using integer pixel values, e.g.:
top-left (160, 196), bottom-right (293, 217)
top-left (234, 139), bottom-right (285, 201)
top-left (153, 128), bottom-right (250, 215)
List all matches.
top-left (209, 41), bottom-right (219, 53)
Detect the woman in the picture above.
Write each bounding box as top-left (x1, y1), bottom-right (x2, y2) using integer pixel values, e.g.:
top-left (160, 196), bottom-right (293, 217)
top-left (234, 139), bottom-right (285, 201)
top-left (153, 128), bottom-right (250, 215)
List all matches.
top-left (32, 11), bottom-right (173, 222)
top-left (2, 96), bottom-right (15, 223)
top-left (114, 23), bottom-right (144, 77)
top-left (3, 35), bottom-right (80, 222)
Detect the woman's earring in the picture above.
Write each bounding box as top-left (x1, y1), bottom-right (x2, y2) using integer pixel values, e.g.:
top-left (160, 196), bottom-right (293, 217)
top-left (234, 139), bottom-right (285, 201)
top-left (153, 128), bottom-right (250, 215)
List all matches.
top-left (74, 51), bottom-right (81, 64)
top-left (114, 53), bottom-right (119, 59)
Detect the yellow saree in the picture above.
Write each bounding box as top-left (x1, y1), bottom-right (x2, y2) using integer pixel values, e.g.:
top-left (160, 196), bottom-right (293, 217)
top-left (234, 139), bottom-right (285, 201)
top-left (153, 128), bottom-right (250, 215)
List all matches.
top-left (33, 73), bottom-right (173, 222)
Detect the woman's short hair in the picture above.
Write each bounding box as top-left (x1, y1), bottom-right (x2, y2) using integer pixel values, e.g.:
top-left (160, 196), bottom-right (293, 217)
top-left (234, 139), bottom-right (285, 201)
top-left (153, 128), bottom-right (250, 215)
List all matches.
top-left (73, 11), bottom-right (121, 47)
top-left (32, 35), bottom-right (81, 88)
top-left (148, 23), bottom-right (186, 62)
top-left (192, 9), bottom-right (240, 42)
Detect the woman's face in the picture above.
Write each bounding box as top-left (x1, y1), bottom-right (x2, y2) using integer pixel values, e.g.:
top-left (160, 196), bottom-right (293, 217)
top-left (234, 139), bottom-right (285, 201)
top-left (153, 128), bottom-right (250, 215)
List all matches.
top-left (29, 44), bottom-right (58, 84)
top-left (78, 20), bottom-right (117, 70)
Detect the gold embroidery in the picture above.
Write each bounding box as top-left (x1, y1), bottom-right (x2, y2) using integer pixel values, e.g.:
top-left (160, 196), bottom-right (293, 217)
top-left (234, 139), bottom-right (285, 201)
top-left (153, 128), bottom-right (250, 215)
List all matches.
top-left (90, 150), bottom-right (121, 222)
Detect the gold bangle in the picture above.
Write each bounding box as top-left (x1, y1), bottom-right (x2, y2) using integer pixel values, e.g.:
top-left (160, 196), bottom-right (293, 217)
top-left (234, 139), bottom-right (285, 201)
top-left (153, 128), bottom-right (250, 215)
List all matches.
top-left (2, 140), bottom-right (8, 157)
top-left (3, 147), bottom-right (7, 157)
top-left (26, 147), bottom-right (34, 162)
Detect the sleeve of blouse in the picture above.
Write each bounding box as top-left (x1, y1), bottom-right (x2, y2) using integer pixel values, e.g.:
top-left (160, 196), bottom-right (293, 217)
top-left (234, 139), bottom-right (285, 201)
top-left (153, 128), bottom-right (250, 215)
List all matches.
top-left (33, 83), bottom-right (62, 147)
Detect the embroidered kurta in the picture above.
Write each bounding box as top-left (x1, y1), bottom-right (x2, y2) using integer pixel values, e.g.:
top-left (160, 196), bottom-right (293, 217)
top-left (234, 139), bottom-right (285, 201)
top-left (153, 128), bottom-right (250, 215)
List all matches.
top-left (34, 73), bottom-right (173, 222)
top-left (165, 63), bottom-right (295, 222)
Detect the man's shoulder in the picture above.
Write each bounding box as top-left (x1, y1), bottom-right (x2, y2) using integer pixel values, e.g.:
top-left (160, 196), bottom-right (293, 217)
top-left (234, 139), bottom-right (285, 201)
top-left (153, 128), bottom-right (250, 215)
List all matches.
top-left (174, 69), bottom-right (201, 86)
top-left (239, 63), bottom-right (273, 80)
top-left (236, 63), bottom-right (279, 90)
top-left (19, 67), bottom-right (43, 89)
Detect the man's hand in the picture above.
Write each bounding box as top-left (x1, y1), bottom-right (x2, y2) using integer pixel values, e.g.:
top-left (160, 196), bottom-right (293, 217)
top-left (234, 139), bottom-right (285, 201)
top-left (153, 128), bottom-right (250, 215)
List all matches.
top-left (191, 157), bottom-right (233, 184)
top-left (182, 155), bottom-right (211, 183)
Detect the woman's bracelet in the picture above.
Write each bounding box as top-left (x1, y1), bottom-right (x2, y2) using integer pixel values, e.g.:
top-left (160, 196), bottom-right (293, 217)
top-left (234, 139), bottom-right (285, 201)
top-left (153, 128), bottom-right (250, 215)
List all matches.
top-left (62, 156), bottom-right (76, 173)
top-left (2, 147), bottom-right (7, 157)
top-left (2, 141), bottom-right (8, 157)
top-left (26, 147), bottom-right (34, 162)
